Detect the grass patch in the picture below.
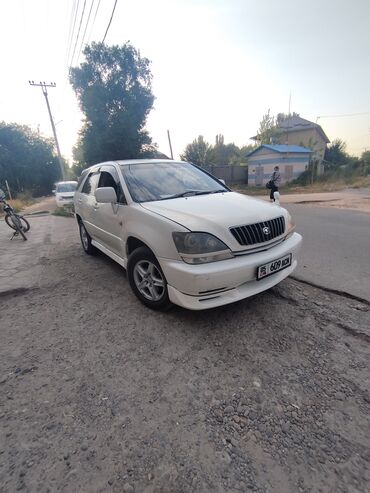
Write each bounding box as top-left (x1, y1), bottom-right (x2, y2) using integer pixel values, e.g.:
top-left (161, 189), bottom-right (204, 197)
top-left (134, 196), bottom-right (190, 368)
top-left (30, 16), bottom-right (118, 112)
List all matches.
top-left (52, 206), bottom-right (74, 218)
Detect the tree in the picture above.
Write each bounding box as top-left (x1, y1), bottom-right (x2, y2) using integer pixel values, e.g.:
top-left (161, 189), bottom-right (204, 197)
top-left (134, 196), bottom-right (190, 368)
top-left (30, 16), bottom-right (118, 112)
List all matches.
top-left (180, 136), bottom-right (212, 167)
top-left (276, 112), bottom-right (300, 126)
top-left (324, 139), bottom-right (349, 171)
top-left (255, 109), bottom-right (281, 145)
top-left (361, 150), bottom-right (370, 175)
top-left (70, 42), bottom-right (155, 166)
top-left (208, 134), bottom-right (240, 165)
top-left (230, 144), bottom-right (256, 166)
top-left (254, 111), bottom-right (301, 145)
top-left (0, 122), bottom-right (59, 196)
top-left (239, 144), bottom-right (257, 158)
top-left (181, 136), bottom-right (257, 167)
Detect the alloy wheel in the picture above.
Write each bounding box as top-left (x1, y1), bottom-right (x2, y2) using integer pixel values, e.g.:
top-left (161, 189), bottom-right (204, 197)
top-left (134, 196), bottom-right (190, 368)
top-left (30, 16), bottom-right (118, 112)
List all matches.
top-left (133, 260), bottom-right (165, 301)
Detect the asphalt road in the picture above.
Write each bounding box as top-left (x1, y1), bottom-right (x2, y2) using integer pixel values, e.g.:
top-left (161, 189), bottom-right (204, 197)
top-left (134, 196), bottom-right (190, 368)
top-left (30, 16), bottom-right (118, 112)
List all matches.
top-left (286, 204), bottom-right (370, 302)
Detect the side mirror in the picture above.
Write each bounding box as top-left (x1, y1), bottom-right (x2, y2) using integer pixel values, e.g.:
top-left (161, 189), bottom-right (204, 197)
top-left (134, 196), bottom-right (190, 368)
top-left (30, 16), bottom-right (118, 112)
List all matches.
top-left (52, 189), bottom-right (56, 195)
top-left (273, 191), bottom-right (280, 205)
top-left (219, 179), bottom-right (226, 185)
top-left (95, 187), bottom-right (117, 204)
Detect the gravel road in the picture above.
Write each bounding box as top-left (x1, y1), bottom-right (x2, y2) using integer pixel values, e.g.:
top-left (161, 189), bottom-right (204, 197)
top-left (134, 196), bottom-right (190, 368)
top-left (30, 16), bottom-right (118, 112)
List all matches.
top-left (0, 215), bottom-right (369, 493)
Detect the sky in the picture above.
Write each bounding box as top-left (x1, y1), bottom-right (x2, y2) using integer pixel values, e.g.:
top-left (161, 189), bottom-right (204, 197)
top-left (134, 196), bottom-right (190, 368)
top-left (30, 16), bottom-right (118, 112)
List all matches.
top-left (0, 0), bottom-right (370, 162)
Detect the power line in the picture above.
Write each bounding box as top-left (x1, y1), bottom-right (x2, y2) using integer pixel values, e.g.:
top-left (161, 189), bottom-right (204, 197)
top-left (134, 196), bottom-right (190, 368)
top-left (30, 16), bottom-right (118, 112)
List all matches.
top-left (65, 0), bottom-right (80, 71)
top-left (102, 0), bottom-right (118, 43)
top-left (87, 0), bottom-right (101, 44)
top-left (317, 111), bottom-right (370, 122)
top-left (69, 0), bottom-right (87, 70)
top-left (59, 0), bottom-right (80, 115)
top-left (76, 0), bottom-right (96, 64)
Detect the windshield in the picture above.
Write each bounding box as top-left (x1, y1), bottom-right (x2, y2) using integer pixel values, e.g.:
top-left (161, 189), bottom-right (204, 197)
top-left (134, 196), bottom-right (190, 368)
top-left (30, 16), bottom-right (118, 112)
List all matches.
top-left (56, 182), bottom-right (77, 193)
top-left (120, 162), bottom-right (227, 202)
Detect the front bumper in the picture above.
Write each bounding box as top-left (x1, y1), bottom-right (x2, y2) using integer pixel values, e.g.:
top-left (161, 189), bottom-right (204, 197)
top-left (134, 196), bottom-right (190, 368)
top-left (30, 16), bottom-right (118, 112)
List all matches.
top-left (159, 232), bottom-right (302, 310)
top-left (56, 197), bottom-right (74, 207)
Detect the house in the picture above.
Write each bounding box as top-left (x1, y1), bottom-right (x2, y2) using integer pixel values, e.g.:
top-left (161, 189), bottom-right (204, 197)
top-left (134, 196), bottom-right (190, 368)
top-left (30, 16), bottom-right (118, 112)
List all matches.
top-left (275, 116), bottom-right (330, 164)
top-left (247, 144), bottom-right (312, 186)
top-left (251, 115), bottom-right (330, 173)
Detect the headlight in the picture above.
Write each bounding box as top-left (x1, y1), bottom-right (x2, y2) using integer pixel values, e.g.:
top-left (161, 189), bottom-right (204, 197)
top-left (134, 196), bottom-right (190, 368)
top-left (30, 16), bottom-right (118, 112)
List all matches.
top-left (172, 232), bottom-right (234, 264)
top-left (286, 213), bottom-right (295, 238)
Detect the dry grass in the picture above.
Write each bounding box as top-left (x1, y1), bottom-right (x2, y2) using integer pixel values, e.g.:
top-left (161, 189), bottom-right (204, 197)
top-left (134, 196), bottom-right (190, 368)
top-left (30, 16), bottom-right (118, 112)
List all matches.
top-left (0, 195), bottom-right (37, 216)
top-left (233, 176), bottom-right (370, 196)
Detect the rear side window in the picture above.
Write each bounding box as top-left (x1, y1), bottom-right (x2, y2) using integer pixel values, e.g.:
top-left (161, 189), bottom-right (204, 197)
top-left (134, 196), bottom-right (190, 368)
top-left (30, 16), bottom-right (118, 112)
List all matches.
top-left (81, 172), bottom-right (100, 196)
top-left (98, 167), bottom-right (126, 204)
top-left (77, 171), bottom-right (89, 190)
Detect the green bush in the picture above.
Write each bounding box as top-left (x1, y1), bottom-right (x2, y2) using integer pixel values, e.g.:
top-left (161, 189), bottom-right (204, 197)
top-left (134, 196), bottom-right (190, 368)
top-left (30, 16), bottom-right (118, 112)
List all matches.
top-left (53, 206), bottom-right (74, 218)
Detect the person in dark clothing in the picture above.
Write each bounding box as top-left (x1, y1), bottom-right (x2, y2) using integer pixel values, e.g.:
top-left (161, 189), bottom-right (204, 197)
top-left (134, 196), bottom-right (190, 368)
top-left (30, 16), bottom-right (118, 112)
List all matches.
top-left (269, 166), bottom-right (281, 201)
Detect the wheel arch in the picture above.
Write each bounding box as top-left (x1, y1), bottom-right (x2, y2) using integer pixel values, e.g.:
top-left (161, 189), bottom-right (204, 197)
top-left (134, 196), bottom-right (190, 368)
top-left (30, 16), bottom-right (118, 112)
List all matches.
top-left (126, 236), bottom-right (155, 258)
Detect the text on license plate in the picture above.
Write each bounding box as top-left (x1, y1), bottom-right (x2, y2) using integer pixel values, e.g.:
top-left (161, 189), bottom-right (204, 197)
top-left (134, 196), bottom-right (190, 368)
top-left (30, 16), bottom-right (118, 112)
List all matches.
top-left (257, 253), bottom-right (292, 280)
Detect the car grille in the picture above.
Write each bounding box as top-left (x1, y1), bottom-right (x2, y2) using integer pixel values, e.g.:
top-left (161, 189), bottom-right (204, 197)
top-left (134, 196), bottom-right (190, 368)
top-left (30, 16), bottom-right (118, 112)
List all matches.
top-left (230, 216), bottom-right (285, 246)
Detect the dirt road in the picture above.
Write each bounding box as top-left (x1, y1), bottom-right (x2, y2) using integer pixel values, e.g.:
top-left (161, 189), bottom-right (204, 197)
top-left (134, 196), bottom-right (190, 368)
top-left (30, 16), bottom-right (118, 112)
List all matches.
top-left (0, 214), bottom-right (369, 493)
top-left (280, 187), bottom-right (370, 214)
top-left (240, 187), bottom-right (370, 214)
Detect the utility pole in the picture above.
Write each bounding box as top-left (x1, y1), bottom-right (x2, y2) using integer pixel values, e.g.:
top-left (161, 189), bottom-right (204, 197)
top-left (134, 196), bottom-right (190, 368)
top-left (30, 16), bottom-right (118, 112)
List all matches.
top-left (286, 91), bottom-right (291, 145)
top-left (29, 81), bottom-right (65, 180)
top-left (167, 129), bottom-right (174, 160)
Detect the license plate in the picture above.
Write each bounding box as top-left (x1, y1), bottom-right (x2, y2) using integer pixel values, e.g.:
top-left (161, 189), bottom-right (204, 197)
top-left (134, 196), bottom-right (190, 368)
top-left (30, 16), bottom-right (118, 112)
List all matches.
top-left (257, 253), bottom-right (292, 280)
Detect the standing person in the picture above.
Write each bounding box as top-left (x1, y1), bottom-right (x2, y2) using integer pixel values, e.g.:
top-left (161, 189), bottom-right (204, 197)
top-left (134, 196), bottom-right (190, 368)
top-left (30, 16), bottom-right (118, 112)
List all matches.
top-left (269, 166), bottom-right (281, 202)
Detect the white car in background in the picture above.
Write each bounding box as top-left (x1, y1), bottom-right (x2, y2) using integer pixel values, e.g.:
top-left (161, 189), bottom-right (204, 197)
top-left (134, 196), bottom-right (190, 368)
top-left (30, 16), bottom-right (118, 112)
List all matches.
top-left (54, 181), bottom-right (78, 208)
top-left (74, 160), bottom-right (302, 311)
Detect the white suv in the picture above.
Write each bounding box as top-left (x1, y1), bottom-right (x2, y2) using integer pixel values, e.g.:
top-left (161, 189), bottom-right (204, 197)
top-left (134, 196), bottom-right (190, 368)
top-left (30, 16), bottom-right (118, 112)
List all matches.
top-left (74, 160), bottom-right (302, 310)
top-left (54, 181), bottom-right (78, 208)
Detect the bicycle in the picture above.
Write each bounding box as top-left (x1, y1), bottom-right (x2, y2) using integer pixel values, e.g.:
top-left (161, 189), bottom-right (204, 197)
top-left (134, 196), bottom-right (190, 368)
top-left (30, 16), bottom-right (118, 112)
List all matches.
top-left (0, 189), bottom-right (30, 241)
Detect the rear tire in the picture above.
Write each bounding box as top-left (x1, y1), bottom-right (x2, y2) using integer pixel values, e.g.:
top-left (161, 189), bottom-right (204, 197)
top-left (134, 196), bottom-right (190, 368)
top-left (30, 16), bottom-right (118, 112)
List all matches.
top-left (79, 221), bottom-right (96, 254)
top-left (127, 246), bottom-right (172, 311)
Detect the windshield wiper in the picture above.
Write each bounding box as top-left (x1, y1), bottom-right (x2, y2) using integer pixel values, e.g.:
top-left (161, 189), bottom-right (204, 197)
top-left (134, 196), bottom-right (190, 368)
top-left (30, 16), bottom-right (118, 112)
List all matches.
top-left (160, 189), bottom-right (226, 200)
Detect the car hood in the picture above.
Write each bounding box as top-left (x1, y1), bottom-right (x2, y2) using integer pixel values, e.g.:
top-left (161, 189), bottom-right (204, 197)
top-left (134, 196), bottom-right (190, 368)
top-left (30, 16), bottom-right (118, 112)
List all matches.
top-left (141, 192), bottom-right (287, 250)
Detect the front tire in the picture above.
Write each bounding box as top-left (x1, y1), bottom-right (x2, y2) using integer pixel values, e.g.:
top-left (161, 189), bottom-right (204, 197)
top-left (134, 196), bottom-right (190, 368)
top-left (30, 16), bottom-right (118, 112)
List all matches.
top-left (17, 226), bottom-right (27, 241)
top-left (11, 215), bottom-right (27, 241)
top-left (79, 221), bottom-right (96, 255)
top-left (5, 214), bottom-right (30, 232)
top-left (127, 247), bottom-right (172, 311)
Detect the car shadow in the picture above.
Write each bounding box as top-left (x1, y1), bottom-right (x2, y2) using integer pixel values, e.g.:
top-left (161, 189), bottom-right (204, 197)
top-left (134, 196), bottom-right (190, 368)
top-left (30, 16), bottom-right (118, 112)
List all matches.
top-left (85, 245), bottom-right (296, 339)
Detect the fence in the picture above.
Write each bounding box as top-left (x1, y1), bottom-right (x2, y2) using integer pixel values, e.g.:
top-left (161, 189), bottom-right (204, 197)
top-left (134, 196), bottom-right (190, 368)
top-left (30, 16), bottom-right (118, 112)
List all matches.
top-left (203, 165), bottom-right (248, 184)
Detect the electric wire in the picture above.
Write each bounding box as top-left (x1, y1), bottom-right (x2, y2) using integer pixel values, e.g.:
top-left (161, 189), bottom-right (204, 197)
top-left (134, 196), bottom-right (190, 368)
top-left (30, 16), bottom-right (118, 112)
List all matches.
top-left (65, 0), bottom-right (80, 71)
top-left (69, 0), bottom-right (87, 70)
top-left (87, 0), bottom-right (101, 44)
top-left (102, 0), bottom-right (118, 43)
top-left (76, 0), bottom-right (96, 64)
top-left (317, 111), bottom-right (370, 120)
top-left (59, 0), bottom-right (79, 115)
